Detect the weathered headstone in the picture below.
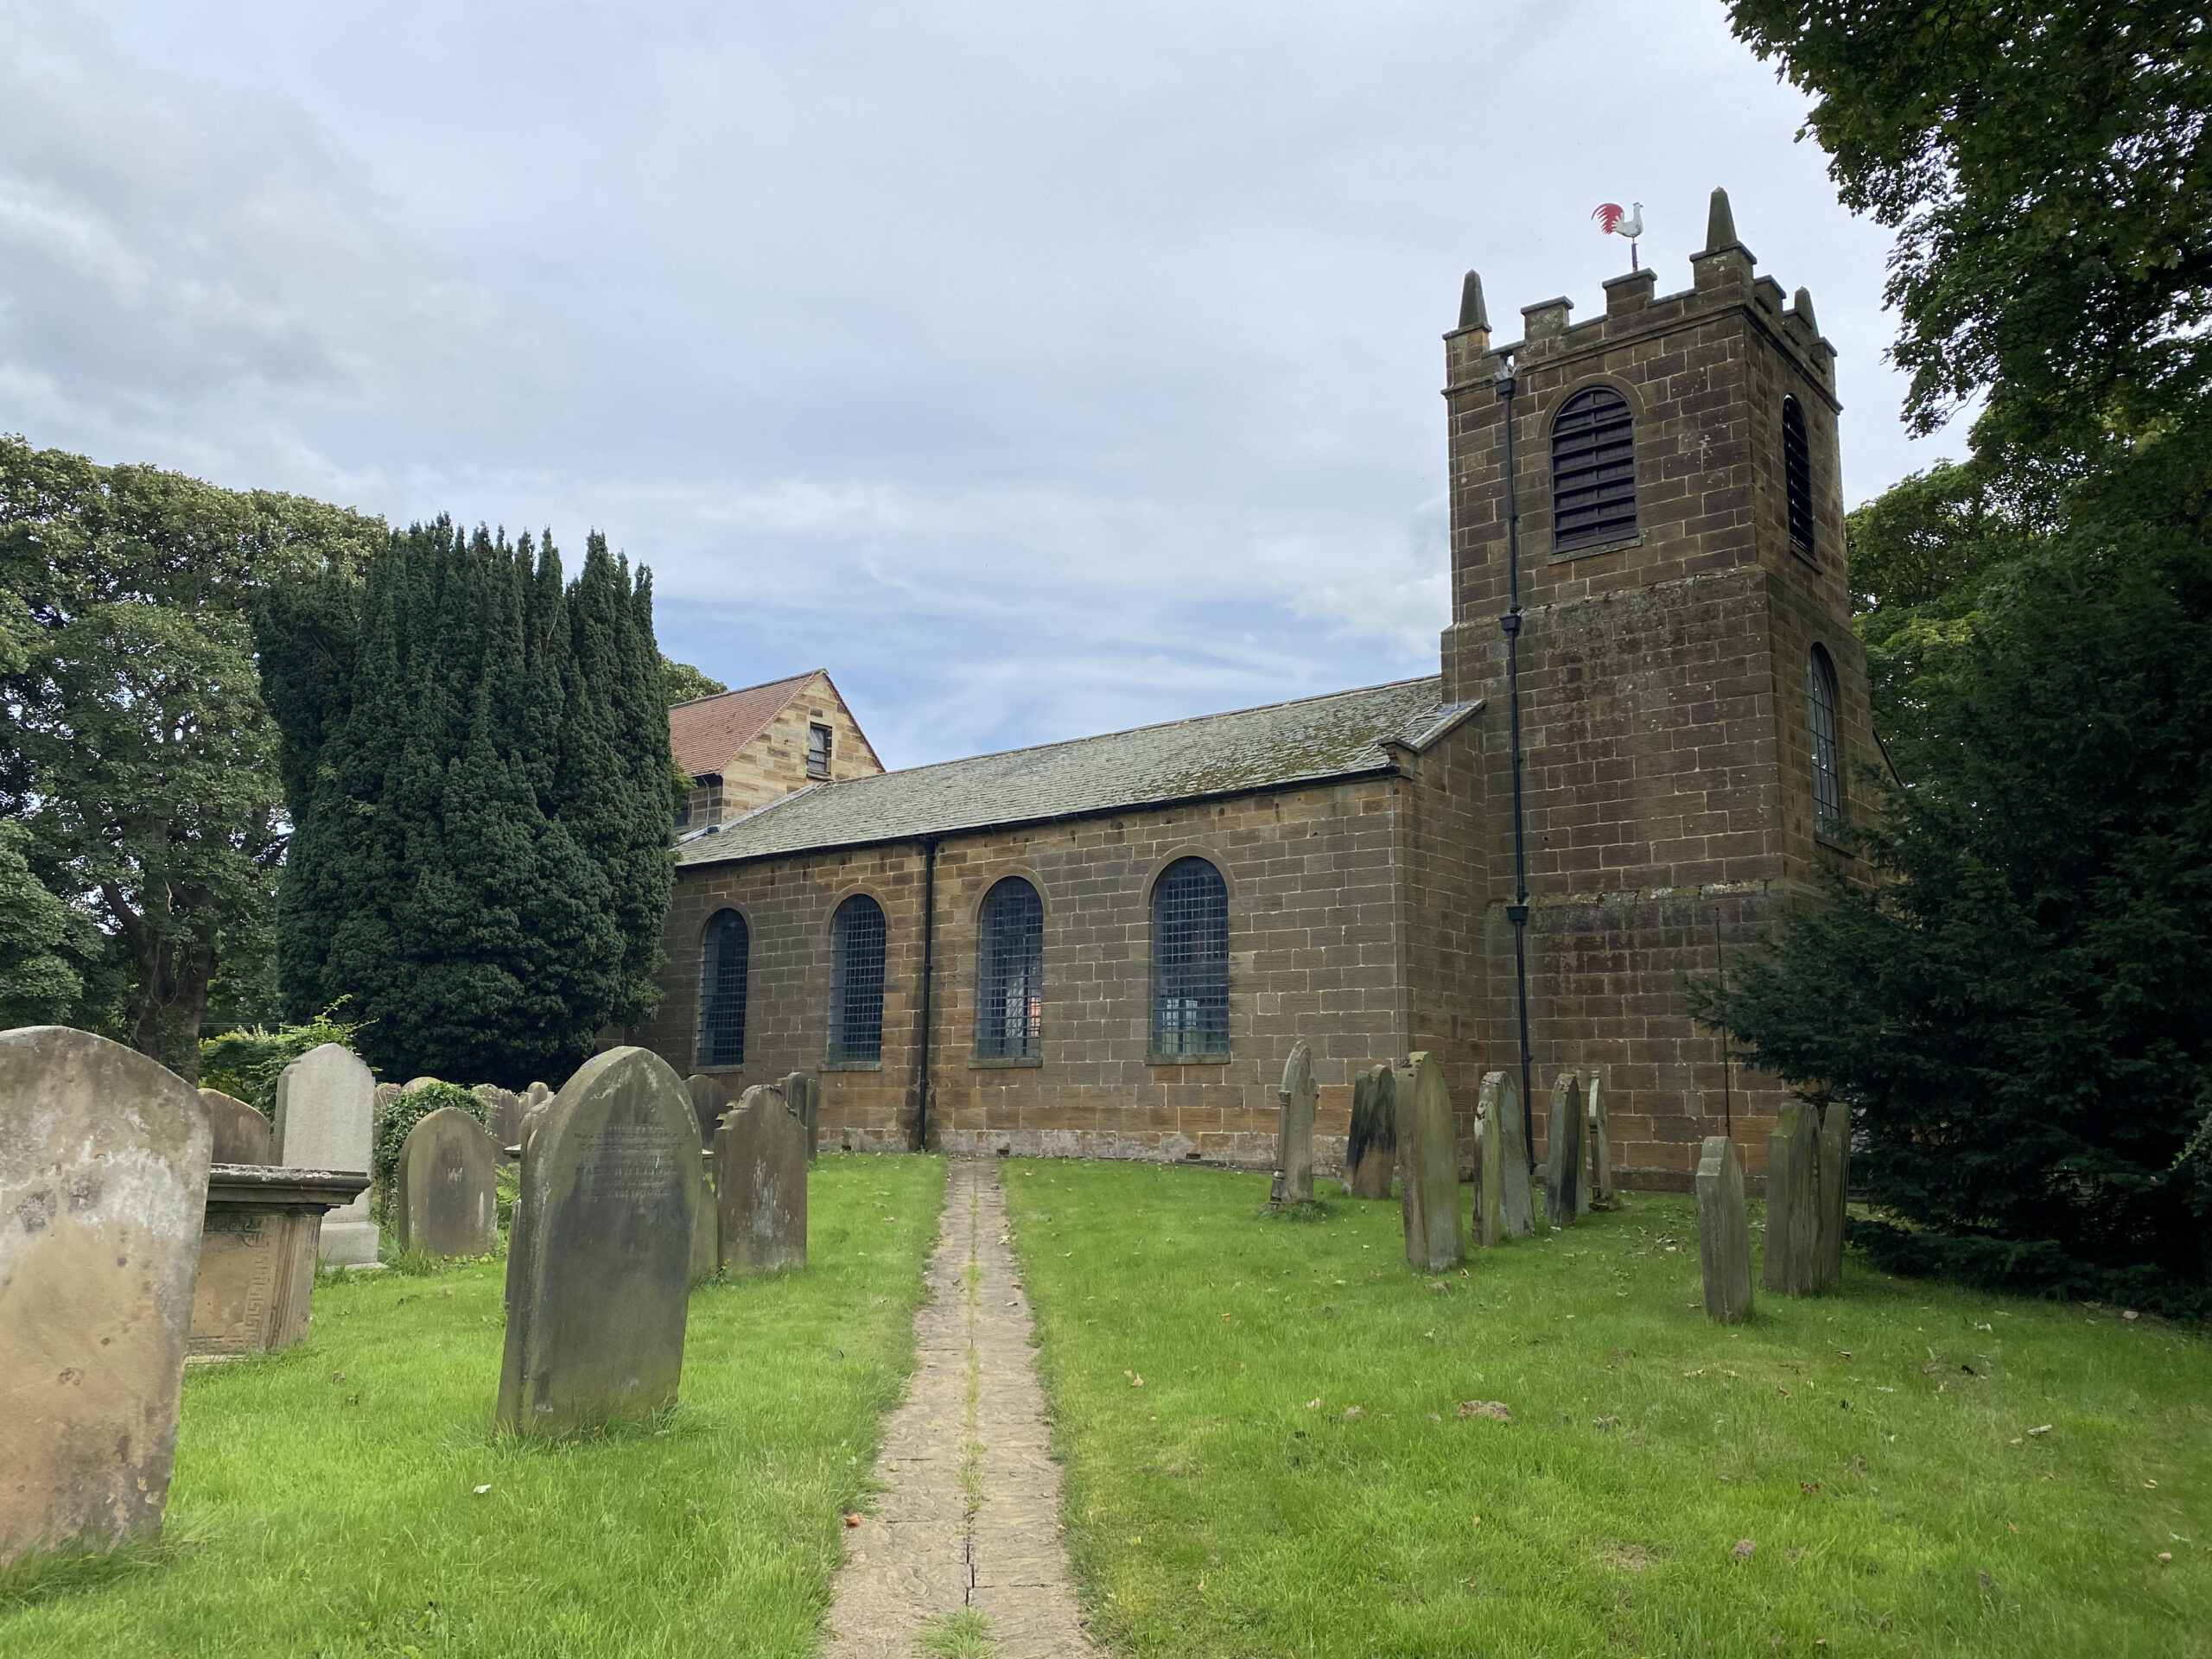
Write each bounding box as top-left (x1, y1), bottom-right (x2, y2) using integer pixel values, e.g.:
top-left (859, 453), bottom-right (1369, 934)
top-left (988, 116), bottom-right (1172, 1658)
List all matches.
top-left (373, 1081), bottom-right (402, 1112)
top-left (1, 1026), bottom-right (212, 1569)
top-left (1471, 1073), bottom-right (1505, 1246)
top-left (1268, 1040), bottom-right (1318, 1205)
top-left (685, 1073), bottom-right (728, 1146)
top-left (524, 1080), bottom-right (553, 1109)
top-left (1344, 1063), bottom-right (1396, 1199)
top-left (1478, 1069), bottom-right (1536, 1237)
top-left (1763, 1102), bottom-right (1822, 1296)
top-left (1694, 1134), bottom-right (1753, 1323)
top-left (1815, 1100), bottom-right (1849, 1291)
top-left (498, 1046), bottom-right (700, 1436)
top-left (715, 1082), bottom-right (808, 1274)
top-left (272, 1043), bottom-right (378, 1267)
top-left (200, 1088), bottom-right (271, 1164)
top-left (190, 1166), bottom-right (369, 1359)
top-left (1399, 1052), bottom-right (1462, 1271)
top-left (1544, 1071), bottom-right (1584, 1227)
top-left (1586, 1069), bottom-right (1615, 1210)
top-left (395, 1107), bottom-right (499, 1258)
top-left (780, 1071), bottom-right (820, 1160)
top-left (403, 1076), bottom-right (440, 1093)
top-left (474, 1084), bottom-right (527, 1154)
top-left (518, 1098), bottom-right (550, 1160)
top-left (690, 1158), bottom-right (719, 1284)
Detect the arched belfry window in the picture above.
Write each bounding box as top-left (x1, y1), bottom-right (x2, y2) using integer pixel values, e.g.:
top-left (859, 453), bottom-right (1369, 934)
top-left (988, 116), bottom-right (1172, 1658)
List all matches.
top-left (697, 909), bottom-right (749, 1067)
top-left (1150, 857), bottom-right (1229, 1058)
top-left (1783, 395), bottom-right (1815, 557)
top-left (1808, 645), bottom-right (1842, 830)
top-left (1551, 385), bottom-right (1637, 552)
top-left (829, 894), bottom-right (887, 1065)
top-left (975, 878), bottom-right (1044, 1060)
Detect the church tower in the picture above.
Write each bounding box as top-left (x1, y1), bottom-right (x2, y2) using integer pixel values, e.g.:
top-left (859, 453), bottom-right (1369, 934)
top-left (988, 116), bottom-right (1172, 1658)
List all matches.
top-left (1440, 188), bottom-right (1878, 1186)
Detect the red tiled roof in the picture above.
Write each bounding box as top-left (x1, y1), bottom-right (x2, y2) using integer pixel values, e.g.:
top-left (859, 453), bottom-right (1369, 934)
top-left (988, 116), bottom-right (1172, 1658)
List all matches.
top-left (669, 671), bottom-right (818, 777)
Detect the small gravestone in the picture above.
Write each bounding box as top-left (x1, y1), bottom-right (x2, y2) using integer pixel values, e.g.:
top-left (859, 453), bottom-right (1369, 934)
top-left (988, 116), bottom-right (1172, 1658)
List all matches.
top-left (1268, 1040), bottom-right (1318, 1205)
top-left (404, 1076), bottom-right (440, 1093)
top-left (1695, 1135), bottom-right (1753, 1323)
top-left (474, 1084), bottom-right (527, 1154)
top-left (715, 1082), bottom-right (808, 1274)
top-left (272, 1043), bottom-right (378, 1267)
top-left (525, 1080), bottom-right (553, 1109)
top-left (1815, 1101), bottom-right (1849, 1291)
top-left (1344, 1063), bottom-right (1396, 1198)
top-left (690, 1160), bottom-right (719, 1284)
top-left (1544, 1071), bottom-right (1584, 1227)
top-left (498, 1046), bottom-right (700, 1436)
top-left (1471, 1073), bottom-right (1506, 1246)
top-left (685, 1073), bottom-right (728, 1145)
top-left (1586, 1070), bottom-right (1615, 1210)
top-left (1763, 1102), bottom-right (1822, 1296)
top-left (780, 1071), bottom-right (820, 1160)
top-left (1, 1026), bottom-right (212, 1569)
top-left (518, 1098), bottom-right (550, 1160)
top-left (200, 1088), bottom-right (271, 1164)
top-left (373, 1081), bottom-right (402, 1112)
top-left (395, 1107), bottom-right (499, 1257)
top-left (1399, 1052), bottom-right (1462, 1271)
top-left (1478, 1069), bottom-right (1536, 1236)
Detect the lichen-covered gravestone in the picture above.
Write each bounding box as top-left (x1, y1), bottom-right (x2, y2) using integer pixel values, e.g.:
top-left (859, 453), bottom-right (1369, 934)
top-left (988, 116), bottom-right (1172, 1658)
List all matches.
top-left (498, 1047), bottom-right (701, 1436)
top-left (1763, 1102), bottom-right (1822, 1296)
top-left (1815, 1101), bottom-right (1849, 1290)
top-left (1478, 1069), bottom-right (1535, 1237)
top-left (715, 1082), bottom-right (808, 1274)
top-left (1398, 1052), bottom-right (1462, 1271)
top-left (1695, 1135), bottom-right (1753, 1322)
top-left (395, 1107), bottom-right (499, 1257)
top-left (272, 1043), bottom-right (378, 1266)
top-left (1544, 1071), bottom-right (1584, 1227)
top-left (1, 1026), bottom-right (212, 1569)
top-left (1268, 1040), bottom-right (1318, 1205)
top-left (779, 1071), bottom-right (819, 1160)
top-left (685, 1073), bottom-right (728, 1146)
top-left (1344, 1063), bottom-right (1396, 1199)
top-left (1585, 1070), bottom-right (1614, 1211)
top-left (200, 1088), bottom-right (271, 1164)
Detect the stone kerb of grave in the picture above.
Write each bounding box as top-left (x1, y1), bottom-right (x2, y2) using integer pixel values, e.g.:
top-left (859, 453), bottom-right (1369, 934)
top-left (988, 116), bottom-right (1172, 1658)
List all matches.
top-left (1763, 1102), bottom-right (1824, 1297)
top-left (395, 1107), bottom-right (499, 1258)
top-left (1695, 1134), bottom-right (1753, 1324)
top-left (1268, 1039), bottom-right (1319, 1206)
top-left (1478, 1070), bottom-right (1536, 1237)
top-left (190, 1164), bottom-right (371, 1360)
top-left (715, 1083), bottom-right (808, 1275)
top-left (498, 1046), bottom-right (701, 1437)
top-left (1544, 1071), bottom-right (1585, 1228)
top-left (1398, 1052), bottom-right (1462, 1272)
top-left (200, 1088), bottom-right (271, 1164)
top-left (779, 1071), bottom-right (820, 1160)
top-left (1344, 1063), bottom-right (1397, 1199)
top-left (272, 1043), bottom-right (378, 1268)
top-left (1586, 1070), bottom-right (1616, 1210)
top-left (0, 1026), bottom-right (213, 1570)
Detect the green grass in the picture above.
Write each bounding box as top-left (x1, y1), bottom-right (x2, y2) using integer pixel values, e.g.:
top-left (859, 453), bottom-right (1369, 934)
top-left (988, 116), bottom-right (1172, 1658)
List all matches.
top-left (1001, 1159), bottom-right (2212, 1658)
top-left (0, 1154), bottom-right (946, 1658)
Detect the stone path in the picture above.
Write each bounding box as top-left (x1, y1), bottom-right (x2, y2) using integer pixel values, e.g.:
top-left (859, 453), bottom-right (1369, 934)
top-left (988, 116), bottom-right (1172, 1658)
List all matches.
top-left (824, 1158), bottom-right (1096, 1658)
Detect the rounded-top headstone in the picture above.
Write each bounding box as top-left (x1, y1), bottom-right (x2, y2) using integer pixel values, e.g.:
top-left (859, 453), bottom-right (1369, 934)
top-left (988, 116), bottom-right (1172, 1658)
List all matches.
top-left (272, 1043), bottom-right (378, 1266)
top-left (200, 1088), bottom-right (272, 1164)
top-left (1, 1026), bottom-right (213, 1568)
top-left (396, 1107), bottom-right (500, 1258)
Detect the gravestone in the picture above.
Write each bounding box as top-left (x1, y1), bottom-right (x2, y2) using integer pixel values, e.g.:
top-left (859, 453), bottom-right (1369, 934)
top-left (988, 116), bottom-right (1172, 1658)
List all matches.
top-left (1, 1026), bottom-right (212, 1569)
top-left (373, 1081), bottom-right (402, 1112)
top-left (715, 1082), bottom-right (808, 1274)
top-left (1816, 1101), bottom-right (1849, 1291)
top-left (1471, 1075), bottom-right (1504, 1247)
top-left (780, 1071), bottom-right (819, 1160)
top-left (685, 1074), bottom-right (728, 1145)
top-left (1478, 1069), bottom-right (1536, 1237)
top-left (690, 1159), bottom-right (719, 1284)
top-left (403, 1076), bottom-right (440, 1092)
top-left (525, 1080), bottom-right (553, 1109)
top-left (190, 1166), bottom-right (369, 1359)
top-left (1344, 1063), bottom-right (1396, 1199)
top-left (1586, 1070), bottom-right (1615, 1210)
top-left (200, 1088), bottom-right (271, 1164)
top-left (1268, 1040), bottom-right (1318, 1205)
top-left (1398, 1052), bottom-right (1462, 1272)
top-left (395, 1107), bottom-right (499, 1258)
top-left (1694, 1135), bottom-right (1753, 1323)
top-left (498, 1046), bottom-right (700, 1437)
top-left (1762, 1102), bottom-right (1822, 1296)
top-left (272, 1043), bottom-right (378, 1267)
top-left (1544, 1071), bottom-right (1584, 1227)
top-left (518, 1099), bottom-right (550, 1160)
top-left (474, 1084), bottom-right (527, 1154)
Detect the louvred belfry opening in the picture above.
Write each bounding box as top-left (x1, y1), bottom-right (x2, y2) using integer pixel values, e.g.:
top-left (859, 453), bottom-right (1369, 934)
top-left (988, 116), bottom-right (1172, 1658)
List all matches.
top-left (1550, 386), bottom-right (1637, 552)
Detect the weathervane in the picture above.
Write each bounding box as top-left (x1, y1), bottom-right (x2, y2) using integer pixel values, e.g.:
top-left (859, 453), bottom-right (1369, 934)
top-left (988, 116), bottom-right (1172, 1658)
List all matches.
top-left (1592, 200), bottom-right (1644, 270)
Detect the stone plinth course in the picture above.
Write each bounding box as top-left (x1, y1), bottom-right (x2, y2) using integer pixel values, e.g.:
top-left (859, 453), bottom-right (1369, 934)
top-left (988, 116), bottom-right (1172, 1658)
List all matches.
top-left (497, 1046), bottom-right (701, 1438)
top-left (1344, 1062), bottom-right (1396, 1199)
top-left (1398, 1052), bottom-right (1461, 1272)
top-left (1586, 1070), bottom-right (1615, 1209)
top-left (1268, 1039), bottom-right (1318, 1205)
top-left (1763, 1102), bottom-right (1823, 1297)
top-left (1, 1025), bottom-right (212, 1569)
top-left (715, 1082), bottom-right (808, 1274)
top-left (190, 1166), bottom-right (371, 1359)
top-left (1695, 1135), bottom-right (1753, 1323)
top-left (1544, 1071), bottom-right (1585, 1227)
top-left (200, 1088), bottom-right (271, 1164)
top-left (271, 1042), bottom-right (378, 1267)
top-left (395, 1107), bottom-right (499, 1258)
top-left (1479, 1069), bottom-right (1535, 1237)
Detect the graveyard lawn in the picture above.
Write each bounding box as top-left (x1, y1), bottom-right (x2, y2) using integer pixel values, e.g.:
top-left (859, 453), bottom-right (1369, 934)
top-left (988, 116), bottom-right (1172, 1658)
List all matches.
top-left (0, 1154), bottom-right (946, 1657)
top-left (1001, 1160), bottom-right (2212, 1659)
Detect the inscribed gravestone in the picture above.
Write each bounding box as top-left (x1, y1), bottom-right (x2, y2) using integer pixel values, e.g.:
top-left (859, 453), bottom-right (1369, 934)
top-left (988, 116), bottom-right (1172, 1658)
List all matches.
top-left (1478, 1069), bottom-right (1535, 1237)
top-left (1268, 1040), bottom-right (1318, 1205)
top-left (1344, 1063), bottom-right (1396, 1199)
top-left (1816, 1101), bottom-right (1848, 1291)
top-left (200, 1088), bottom-right (271, 1164)
top-left (1695, 1135), bottom-right (1752, 1323)
top-left (1586, 1070), bottom-right (1614, 1210)
top-left (272, 1043), bottom-right (378, 1267)
top-left (498, 1046), bottom-right (700, 1436)
top-left (1, 1026), bottom-right (212, 1569)
top-left (780, 1071), bottom-right (819, 1160)
top-left (1763, 1102), bottom-right (1821, 1296)
top-left (1399, 1052), bottom-right (1462, 1271)
top-left (715, 1082), bottom-right (807, 1274)
top-left (685, 1073), bottom-right (728, 1146)
top-left (395, 1107), bottom-right (499, 1257)
top-left (1544, 1071), bottom-right (1584, 1227)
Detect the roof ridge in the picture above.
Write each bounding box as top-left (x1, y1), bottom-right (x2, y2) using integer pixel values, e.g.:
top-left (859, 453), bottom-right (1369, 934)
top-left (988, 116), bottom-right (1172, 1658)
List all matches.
top-left (668, 669), bottom-right (822, 712)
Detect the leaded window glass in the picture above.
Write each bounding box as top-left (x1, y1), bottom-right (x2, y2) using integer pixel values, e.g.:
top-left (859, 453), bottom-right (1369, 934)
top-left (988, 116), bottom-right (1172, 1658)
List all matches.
top-left (975, 878), bottom-right (1044, 1060)
top-left (1551, 385), bottom-right (1637, 552)
top-left (1783, 395), bottom-right (1815, 557)
top-left (1150, 857), bottom-right (1229, 1058)
top-left (1808, 645), bottom-right (1841, 830)
top-left (697, 908), bottom-right (749, 1067)
top-left (829, 894), bottom-right (887, 1065)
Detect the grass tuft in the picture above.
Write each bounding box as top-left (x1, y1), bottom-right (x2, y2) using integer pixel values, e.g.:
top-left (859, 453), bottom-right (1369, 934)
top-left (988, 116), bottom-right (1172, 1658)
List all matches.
top-left (914, 1606), bottom-right (997, 1657)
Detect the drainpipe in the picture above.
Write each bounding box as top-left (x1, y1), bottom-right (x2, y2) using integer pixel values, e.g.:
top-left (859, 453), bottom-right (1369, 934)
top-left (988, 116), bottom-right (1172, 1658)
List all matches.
top-left (912, 836), bottom-right (940, 1152)
top-left (1496, 355), bottom-right (1538, 1176)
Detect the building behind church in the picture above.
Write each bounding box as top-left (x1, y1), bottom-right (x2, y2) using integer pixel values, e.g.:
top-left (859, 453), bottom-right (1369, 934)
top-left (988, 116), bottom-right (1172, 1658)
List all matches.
top-left (620, 190), bottom-right (1877, 1190)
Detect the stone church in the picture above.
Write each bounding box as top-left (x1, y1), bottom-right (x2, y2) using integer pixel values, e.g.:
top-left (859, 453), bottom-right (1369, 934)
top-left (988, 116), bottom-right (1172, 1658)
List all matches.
top-left (621, 189), bottom-right (1876, 1189)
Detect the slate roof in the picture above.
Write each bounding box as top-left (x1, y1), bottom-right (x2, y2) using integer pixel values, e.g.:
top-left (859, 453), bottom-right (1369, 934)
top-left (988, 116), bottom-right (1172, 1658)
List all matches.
top-left (667, 671), bottom-right (817, 776)
top-left (677, 677), bottom-right (1467, 868)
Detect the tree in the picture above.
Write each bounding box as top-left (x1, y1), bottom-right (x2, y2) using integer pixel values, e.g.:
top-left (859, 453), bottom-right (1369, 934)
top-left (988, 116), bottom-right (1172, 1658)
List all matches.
top-left (0, 818), bottom-right (91, 1027)
top-left (662, 655), bottom-right (727, 704)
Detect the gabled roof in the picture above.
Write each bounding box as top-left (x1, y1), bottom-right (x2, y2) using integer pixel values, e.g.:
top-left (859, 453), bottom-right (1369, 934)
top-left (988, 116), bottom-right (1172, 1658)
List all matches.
top-left (668, 671), bottom-right (818, 777)
top-left (677, 677), bottom-right (1466, 868)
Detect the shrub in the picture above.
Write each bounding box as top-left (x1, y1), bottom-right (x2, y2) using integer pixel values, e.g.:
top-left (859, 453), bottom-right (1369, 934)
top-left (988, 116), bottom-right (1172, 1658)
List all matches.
top-left (372, 1080), bottom-right (488, 1215)
top-left (198, 1001), bottom-right (368, 1111)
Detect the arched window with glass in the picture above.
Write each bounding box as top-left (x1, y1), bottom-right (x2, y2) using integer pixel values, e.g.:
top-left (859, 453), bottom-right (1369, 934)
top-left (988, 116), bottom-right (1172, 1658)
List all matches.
top-left (829, 894), bottom-right (887, 1065)
top-left (974, 878), bottom-right (1044, 1061)
top-left (1149, 856), bottom-right (1229, 1058)
top-left (696, 908), bottom-right (749, 1068)
top-left (1550, 385), bottom-right (1637, 552)
top-left (1783, 395), bottom-right (1815, 558)
top-left (1808, 645), bottom-right (1842, 831)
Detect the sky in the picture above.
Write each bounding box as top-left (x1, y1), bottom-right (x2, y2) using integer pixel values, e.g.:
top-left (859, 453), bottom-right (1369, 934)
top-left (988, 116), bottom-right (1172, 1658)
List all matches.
top-left (0, 0), bottom-right (1969, 769)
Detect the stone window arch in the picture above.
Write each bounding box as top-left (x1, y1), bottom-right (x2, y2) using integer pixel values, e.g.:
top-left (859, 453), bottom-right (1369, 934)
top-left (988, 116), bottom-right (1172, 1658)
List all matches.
top-left (1783, 394), bottom-right (1815, 557)
top-left (1149, 856), bottom-right (1229, 1058)
top-left (975, 877), bottom-right (1044, 1060)
top-left (696, 908), bottom-right (750, 1068)
top-left (1808, 644), bottom-right (1842, 830)
top-left (829, 894), bottom-right (887, 1065)
top-left (1550, 385), bottom-right (1637, 552)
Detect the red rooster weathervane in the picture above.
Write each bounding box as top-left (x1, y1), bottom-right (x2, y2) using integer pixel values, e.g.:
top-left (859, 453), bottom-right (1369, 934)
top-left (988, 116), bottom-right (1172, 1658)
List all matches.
top-left (1592, 200), bottom-right (1644, 270)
